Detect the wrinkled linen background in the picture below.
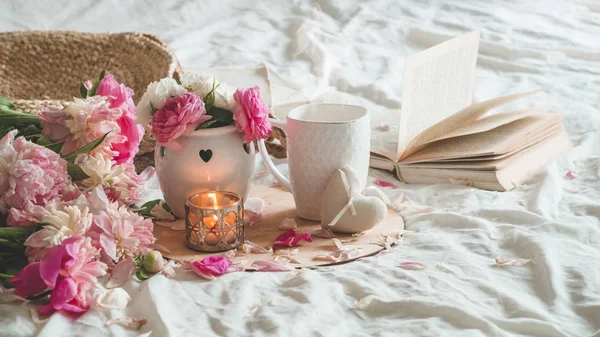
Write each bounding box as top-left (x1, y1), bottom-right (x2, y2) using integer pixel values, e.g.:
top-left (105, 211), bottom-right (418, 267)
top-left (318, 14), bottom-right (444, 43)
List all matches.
top-left (1, 1), bottom-right (600, 336)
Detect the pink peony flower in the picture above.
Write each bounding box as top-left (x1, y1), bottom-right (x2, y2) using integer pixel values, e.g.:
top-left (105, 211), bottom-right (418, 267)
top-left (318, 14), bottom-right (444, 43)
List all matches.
top-left (97, 74), bottom-right (144, 164)
top-left (39, 105), bottom-right (71, 143)
top-left (272, 229), bottom-right (312, 250)
top-left (0, 130), bottom-right (78, 226)
top-left (86, 187), bottom-right (155, 263)
top-left (151, 92), bottom-right (211, 151)
top-left (232, 86), bottom-right (272, 143)
top-left (11, 236), bottom-right (107, 319)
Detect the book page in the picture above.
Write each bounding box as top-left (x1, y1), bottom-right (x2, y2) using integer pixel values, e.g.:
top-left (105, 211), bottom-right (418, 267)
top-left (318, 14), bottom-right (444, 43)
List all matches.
top-left (397, 31), bottom-right (480, 160)
top-left (401, 114), bottom-right (561, 163)
top-left (400, 89), bottom-right (543, 159)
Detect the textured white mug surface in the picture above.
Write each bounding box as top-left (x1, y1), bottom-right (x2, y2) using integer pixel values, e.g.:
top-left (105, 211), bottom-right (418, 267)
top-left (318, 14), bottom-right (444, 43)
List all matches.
top-left (259, 103), bottom-right (370, 221)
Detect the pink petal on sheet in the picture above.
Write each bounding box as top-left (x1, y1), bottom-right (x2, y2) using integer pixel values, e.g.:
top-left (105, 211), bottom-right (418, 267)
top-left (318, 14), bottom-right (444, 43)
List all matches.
top-left (398, 261), bottom-right (425, 270)
top-left (313, 248), bottom-right (361, 263)
top-left (377, 123), bottom-right (390, 132)
top-left (106, 258), bottom-right (136, 289)
top-left (495, 257), bottom-right (533, 266)
top-left (249, 213), bottom-right (263, 227)
top-left (161, 261), bottom-right (177, 279)
top-left (272, 229), bottom-right (312, 250)
top-left (310, 228), bottom-right (336, 239)
top-left (240, 240), bottom-right (270, 254)
top-left (251, 260), bottom-right (295, 272)
top-left (106, 317), bottom-right (148, 330)
top-left (564, 170), bottom-right (578, 180)
top-left (374, 179), bottom-right (397, 188)
top-left (278, 217), bottom-right (297, 230)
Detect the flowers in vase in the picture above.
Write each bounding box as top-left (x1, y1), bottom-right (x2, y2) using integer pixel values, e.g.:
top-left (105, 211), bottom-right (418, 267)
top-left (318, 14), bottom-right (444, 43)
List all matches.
top-left (136, 73), bottom-right (272, 149)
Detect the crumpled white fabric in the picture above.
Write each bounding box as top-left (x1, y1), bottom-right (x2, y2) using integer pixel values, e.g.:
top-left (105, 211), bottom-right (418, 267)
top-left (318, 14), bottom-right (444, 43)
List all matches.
top-left (1, 1), bottom-right (600, 337)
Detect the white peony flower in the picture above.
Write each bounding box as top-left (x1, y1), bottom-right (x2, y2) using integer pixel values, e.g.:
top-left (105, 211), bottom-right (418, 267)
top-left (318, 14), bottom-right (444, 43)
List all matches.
top-left (180, 72), bottom-right (237, 111)
top-left (78, 153), bottom-right (124, 191)
top-left (24, 195), bottom-right (93, 261)
top-left (135, 78), bottom-right (186, 125)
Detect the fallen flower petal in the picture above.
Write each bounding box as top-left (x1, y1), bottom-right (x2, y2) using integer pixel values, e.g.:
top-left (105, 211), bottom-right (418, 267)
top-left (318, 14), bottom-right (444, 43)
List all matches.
top-left (311, 228), bottom-right (336, 239)
top-left (251, 260), bottom-right (295, 272)
top-left (189, 256), bottom-right (234, 280)
top-left (495, 257), bottom-right (533, 266)
top-left (96, 288), bottom-right (131, 309)
top-left (356, 295), bottom-right (378, 310)
top-left (106, 258), bottom-right (136, 289)
top-left (106, 317), bottom-right (148, 330)
top-left (313, 248), bottom-right (361, 263)
top-left (274, 255), bottom-right (301, 264)
top-left (278, 217), bottom-right (297, 230)
top-left (374, 179), bottom-right (397, 188)
top-left (223, 250), bottom-right (236, 260)
top-left (377, 123), bottom-right (390, 132)
top-left (564, 169), bottom-right (578, 180)
top-left (398, 261), bottom-right (425, 270)
top-left (249, 213), bottom-right (263, 227)
top-left (239, 240), bottom-right (271, 254)
top-left (150, 201), bottom-right (175, 220)
top-left (272, 229), bottom-right (312, 250)
top-left (245, 198), bottom-right (265, 214)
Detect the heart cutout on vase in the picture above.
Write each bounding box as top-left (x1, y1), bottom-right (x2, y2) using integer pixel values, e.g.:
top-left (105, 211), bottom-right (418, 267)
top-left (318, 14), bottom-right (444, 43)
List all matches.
top-left (320, 166), bottom-right (388, 234)
top-left (199, 149), bottom-right (212, 162)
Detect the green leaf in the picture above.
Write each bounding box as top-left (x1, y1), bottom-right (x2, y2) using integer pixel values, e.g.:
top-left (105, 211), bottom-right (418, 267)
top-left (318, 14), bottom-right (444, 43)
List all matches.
top-left (79, 82), bottom-right (88, 98)
top-left (0, 97), bottom-right (15, 109)
top-left (62, 132), bottom-right (110, 162)
top-left (16, 124), bottom-right (41, 138)
top-left (67, 163), bottom-right (89, 181)
top-left (0, 127), bottom-right (14, 139)
top-left (203, 79), bottom-right (219, 111)
top-left (0, 107), bottom-right (41, 128)
top-left (149, 101), bottom-right (157, 114)
top-left (44, 142), bottom-right (64, 154)
top-left (0, 227), bottom-right (35, 242)
top-left (134, 199), bottom-right (162, 217)
top-left (136, 268), bottom-right (150, 281)
top-left (209, 107), bottom-right (234, 124)
top-left (88, 69), bottom-right (106, 97)
top-left (195, 119), bottom-right (219, 130)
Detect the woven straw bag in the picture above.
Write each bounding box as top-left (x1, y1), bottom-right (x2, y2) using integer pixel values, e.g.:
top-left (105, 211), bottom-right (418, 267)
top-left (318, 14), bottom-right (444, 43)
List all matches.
top-left (0, 31), bottom-right (286, 171)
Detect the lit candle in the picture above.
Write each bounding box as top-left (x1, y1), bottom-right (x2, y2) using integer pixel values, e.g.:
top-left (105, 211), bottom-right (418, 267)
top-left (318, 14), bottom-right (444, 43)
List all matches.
top-left (184, 191), bottom-right (244, 252)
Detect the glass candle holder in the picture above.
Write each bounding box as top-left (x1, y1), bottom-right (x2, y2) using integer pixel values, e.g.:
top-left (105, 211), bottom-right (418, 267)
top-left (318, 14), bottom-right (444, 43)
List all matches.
top-left (185, 191), bottom-right (244, 252)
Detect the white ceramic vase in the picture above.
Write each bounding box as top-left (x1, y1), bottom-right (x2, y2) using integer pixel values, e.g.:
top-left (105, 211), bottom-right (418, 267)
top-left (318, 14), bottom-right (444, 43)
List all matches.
top-left (154, 126), bottom-right (256, 218)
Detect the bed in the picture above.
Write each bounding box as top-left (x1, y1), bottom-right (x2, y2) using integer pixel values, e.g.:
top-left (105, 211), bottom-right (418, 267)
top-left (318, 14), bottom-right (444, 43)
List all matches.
top-left (0, 1), bottom-right (599, 336)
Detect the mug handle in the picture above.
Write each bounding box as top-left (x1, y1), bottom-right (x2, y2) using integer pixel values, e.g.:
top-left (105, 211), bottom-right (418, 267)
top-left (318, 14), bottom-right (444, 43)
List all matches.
top-left (257, 119), bottom-right (293, 192)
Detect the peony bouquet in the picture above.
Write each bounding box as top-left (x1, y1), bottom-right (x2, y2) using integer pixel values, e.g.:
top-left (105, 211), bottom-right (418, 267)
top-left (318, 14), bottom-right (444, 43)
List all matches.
top-left (0, 71), bottom-right (169, 319)
top-left (135, 72), bottom-right (272, 150)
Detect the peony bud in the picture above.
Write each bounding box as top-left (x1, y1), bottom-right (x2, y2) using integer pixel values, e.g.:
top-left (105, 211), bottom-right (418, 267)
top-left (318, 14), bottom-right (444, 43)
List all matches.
top-left (142, 251), bottom-right (166, 273)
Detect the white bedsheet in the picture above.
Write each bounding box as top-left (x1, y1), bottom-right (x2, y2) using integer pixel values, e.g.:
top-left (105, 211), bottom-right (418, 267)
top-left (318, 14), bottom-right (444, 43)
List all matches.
top-left (1, 1), bottom-right (600, 336)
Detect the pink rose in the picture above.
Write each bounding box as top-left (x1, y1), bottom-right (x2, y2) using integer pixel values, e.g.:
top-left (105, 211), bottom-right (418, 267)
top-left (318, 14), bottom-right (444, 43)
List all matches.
top-left (97, 75), bottom-right (143, 164)
top-left (232, 86), bottom-right (272, 143)
top-left (151, 92), bottom-right (211, 151)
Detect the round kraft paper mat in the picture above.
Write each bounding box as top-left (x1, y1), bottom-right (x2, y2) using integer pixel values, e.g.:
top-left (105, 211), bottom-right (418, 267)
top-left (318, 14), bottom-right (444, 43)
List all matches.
top-left (153, 185), bottom-right (406, 270)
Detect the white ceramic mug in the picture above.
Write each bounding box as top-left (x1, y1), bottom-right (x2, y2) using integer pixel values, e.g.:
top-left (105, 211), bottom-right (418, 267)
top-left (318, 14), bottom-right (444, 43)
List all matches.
top-left (258, 103), bottom-right (370, 221)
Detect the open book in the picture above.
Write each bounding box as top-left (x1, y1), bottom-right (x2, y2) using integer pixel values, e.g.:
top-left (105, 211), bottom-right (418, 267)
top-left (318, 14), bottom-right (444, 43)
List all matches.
top-left (370, 31), bottom-right (571, 191)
